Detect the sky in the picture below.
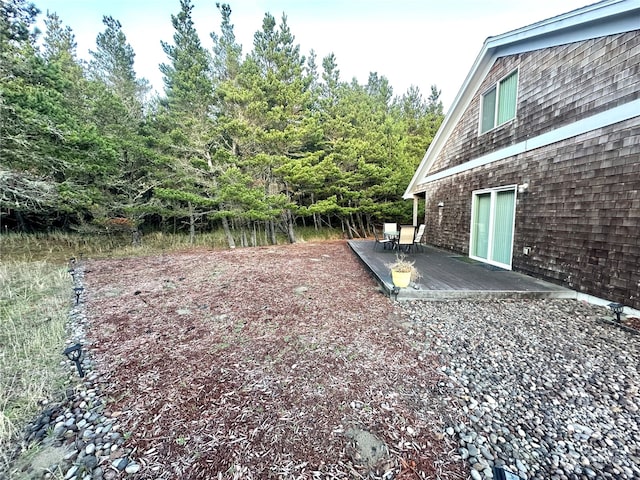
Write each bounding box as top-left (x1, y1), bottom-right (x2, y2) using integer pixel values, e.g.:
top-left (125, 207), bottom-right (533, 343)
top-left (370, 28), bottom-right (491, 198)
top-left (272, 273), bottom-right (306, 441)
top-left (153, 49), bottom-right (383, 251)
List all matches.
top-left (36, 0), bottom-right (592, 112)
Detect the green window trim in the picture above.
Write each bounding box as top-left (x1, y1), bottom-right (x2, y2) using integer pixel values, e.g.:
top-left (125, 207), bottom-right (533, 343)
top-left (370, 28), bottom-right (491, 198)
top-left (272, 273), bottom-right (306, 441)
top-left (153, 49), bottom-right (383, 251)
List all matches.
top-left (480, 69), bottom-right (519, 134)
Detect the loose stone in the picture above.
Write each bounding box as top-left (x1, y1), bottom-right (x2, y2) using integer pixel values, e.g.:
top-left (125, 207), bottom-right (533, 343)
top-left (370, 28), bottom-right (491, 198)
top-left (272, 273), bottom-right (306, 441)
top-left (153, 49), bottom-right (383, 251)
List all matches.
top-left (14, 266), bottom-right (141, 480)
top-left (400, 299), bottom-right (640, 480)
top-left (64, 465), bottom-right (78, 480)
top-left (125, 462), bottom-right (141, 474)
top-left (112, 457), bottom-right (128, 470)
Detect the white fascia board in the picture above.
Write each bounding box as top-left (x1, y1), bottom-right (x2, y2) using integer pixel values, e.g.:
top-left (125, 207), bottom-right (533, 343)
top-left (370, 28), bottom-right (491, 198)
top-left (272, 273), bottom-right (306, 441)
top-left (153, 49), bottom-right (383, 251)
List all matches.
top-left (403, 0), bottom-right (640, 200)
top-left (417, 99), bottom-right (640, 186)
top-left (488, 0), bottom-right (638, 50)
top-left (496, 9), bottom-right (640, 57)
top-left (403, 50), bottom-right (496, 199)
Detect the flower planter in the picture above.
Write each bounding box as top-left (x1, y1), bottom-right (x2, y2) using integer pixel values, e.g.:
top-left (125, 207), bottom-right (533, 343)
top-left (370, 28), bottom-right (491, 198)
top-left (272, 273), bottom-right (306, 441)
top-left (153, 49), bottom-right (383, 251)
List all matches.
top-left (391, 270), bottom-right (411, 288)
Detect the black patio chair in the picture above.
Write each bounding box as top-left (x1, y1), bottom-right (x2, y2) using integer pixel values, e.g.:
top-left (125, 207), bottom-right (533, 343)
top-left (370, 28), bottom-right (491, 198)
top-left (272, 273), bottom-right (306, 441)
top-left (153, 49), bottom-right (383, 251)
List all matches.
top-left (373, 227), bottom-right (394, 250)
top-left (414, 224), bottom-right (426, 252)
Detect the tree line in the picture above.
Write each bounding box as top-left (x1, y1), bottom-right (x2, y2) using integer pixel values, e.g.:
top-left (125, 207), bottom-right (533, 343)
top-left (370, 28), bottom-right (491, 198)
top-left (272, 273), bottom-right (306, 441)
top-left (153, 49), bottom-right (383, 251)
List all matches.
top-left (0, 0), bottom-right (443, 245)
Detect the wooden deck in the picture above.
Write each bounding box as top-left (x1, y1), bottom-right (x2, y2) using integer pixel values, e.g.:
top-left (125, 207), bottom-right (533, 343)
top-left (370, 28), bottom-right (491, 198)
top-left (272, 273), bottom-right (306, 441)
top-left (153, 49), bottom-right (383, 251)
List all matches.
top-left (348, 240), bottom-right (576, 301)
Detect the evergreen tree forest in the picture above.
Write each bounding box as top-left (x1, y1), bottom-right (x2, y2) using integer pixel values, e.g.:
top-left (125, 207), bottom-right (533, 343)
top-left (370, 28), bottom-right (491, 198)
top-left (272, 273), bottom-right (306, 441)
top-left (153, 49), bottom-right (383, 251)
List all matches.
top-left (0, 0), bottom-right (444, 246)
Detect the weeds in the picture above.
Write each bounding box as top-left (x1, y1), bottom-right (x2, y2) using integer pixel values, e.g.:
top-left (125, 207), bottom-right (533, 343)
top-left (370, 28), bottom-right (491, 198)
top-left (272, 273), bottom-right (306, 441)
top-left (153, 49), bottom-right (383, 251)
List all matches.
top-left (0, 227), bottom-right (344, 263)
top-left (0, 261), bottom-right (69, 473)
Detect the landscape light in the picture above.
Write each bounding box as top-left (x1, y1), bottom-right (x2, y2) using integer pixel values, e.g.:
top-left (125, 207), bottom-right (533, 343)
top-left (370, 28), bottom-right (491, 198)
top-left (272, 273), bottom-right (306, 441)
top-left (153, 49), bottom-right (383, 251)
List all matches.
top-left (63, 343), bottom-right (84, 377)
top-left (73, 286), bottom-right (84, 305)
top-left (492, 467), bottom-right (523, 480)
top-left (608, 302), bottom-right (624, 322)
top-left (391, 286), bottom-right (400, 300)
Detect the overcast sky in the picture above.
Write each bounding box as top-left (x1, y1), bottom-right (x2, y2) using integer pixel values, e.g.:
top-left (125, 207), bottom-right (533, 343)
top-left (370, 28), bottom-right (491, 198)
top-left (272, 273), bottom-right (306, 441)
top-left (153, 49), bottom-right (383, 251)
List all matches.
top-left (37, 0), bottom-right (591, 111)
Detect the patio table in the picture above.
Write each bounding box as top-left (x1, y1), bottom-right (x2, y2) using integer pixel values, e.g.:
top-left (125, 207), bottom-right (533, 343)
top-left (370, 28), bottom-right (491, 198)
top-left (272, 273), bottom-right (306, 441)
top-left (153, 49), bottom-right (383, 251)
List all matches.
top-left (384, 230), bottom-right (399, 249)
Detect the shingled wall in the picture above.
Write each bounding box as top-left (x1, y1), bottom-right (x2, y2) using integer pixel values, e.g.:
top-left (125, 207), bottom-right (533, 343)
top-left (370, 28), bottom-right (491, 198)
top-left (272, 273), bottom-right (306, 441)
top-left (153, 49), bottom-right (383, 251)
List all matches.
top-left (430, 30), bottom-right (640, 175)
top-left (422, 117), bottom-right (640, 309)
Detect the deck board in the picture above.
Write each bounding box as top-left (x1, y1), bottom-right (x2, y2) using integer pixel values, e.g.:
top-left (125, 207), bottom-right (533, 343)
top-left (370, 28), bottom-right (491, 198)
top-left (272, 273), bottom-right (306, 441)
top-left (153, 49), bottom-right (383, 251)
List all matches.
top-left (348, 240), bottom-right (576, 301)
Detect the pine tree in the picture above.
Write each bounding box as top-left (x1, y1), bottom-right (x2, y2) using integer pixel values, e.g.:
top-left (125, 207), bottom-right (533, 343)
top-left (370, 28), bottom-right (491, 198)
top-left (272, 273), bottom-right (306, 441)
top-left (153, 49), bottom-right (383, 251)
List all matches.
top-left (207, 2), bottom-right (247, 247)
top-left (160, 0), bottom-right (212, 115)
top-left (89, 16), bottom-right (149, 121)
top-left (41, 12), bottom-right (121, 228)
top-left (88, 16), bottom-right (158, 234)
top-left (155, 0), bottom-right (216, 243)
top-left (228, 12), bottom-right (321, 243)
top-left (0, 0), bottom-right (59, 229)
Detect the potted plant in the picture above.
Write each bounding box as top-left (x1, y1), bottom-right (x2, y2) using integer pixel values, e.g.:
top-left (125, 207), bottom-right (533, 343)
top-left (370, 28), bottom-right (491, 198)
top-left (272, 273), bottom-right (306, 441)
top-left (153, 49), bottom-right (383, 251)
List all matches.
top-left (386, 253), bottom-right (421, 288)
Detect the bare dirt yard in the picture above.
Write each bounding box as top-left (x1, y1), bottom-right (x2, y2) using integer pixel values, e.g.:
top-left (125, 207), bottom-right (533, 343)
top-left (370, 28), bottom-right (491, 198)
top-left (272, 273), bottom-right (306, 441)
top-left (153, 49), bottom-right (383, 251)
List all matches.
top-left (83, 241), bottom-right (466, 479)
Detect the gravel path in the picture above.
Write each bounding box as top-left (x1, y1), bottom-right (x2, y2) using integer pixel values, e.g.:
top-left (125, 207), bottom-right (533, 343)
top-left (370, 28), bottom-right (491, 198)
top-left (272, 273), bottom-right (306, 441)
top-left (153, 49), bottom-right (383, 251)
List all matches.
top-left (400, 298), bottom-right (640, 480)
top-left (19, 266), bottom-right (139, 480)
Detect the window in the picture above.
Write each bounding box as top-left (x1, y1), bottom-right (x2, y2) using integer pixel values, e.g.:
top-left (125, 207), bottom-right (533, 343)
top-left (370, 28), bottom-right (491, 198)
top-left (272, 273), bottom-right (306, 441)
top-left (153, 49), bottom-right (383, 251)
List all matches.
top-left (480, 70), bottom-right (518, 134)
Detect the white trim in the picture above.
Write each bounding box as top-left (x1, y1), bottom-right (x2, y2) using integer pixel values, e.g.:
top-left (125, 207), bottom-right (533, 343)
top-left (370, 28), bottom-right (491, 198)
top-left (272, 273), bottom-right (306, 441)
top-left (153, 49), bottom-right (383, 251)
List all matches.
top-left (403, 0), bottom-right (640, 199)
top-left (472, 184), bottom-right (519, 195)
top-left (480, 84), bottom-right (497, 135)
top-left (575, 292), bottom-right (640, 318)
top-left (489, 1), bottom-right (640, 56)
top-left (469, 185), bottom-right (517, 270)
top-left (479, 68), bottom-right (519, 135)
top-left (418, 99), bottom-right (640, 186)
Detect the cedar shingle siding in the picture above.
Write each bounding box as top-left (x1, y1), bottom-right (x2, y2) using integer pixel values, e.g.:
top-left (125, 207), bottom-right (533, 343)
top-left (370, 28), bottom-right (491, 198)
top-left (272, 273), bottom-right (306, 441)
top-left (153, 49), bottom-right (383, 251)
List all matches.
top-left (430, 31), bottom-right (640, 175)
top-left (417, 29), bottom-right (640, 309)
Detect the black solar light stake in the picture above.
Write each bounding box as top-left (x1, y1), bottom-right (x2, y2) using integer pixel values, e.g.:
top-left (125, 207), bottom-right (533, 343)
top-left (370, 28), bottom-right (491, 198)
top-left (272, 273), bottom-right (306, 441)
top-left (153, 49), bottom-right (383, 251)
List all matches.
top-left (492, 467), bottom-right (523, 480)
top-left (391, 286), bottom-right (400, 301)
top-left (63, 343), bottom-right (84, 377)
top-left (73, 286), bottom-right (84, 305)
top-left (608, 302), bottom-right (624, 322)
top-left (68, 268), bottom-right (76, 280)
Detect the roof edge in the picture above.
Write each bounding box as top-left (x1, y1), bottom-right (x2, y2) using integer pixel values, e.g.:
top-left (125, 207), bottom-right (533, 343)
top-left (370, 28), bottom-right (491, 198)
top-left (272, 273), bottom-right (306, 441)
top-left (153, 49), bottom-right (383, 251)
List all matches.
top-left (404, 0), bottom-right (640, 199)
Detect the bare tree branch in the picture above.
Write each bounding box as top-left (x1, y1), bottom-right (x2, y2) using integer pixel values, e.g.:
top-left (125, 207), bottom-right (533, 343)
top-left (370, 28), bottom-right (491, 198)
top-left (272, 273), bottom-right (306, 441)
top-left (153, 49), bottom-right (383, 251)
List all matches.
top-left (0, 169), bottom-right (59, 211)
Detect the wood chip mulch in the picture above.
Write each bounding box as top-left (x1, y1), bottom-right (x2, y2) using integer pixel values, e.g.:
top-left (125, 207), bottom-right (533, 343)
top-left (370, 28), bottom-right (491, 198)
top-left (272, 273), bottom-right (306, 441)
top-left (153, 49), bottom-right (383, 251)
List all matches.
top-left (624, 316), bottom-right (640, 332)
top-left (83, 240), bottom-right (466, 479)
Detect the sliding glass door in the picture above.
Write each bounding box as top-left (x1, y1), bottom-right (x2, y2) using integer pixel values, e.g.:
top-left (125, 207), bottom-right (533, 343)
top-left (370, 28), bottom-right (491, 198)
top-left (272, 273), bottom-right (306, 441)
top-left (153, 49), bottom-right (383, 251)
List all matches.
top-left (470, 187), bottom-right (516, 269)
top-left (471, 193), bottom-right (491, 259)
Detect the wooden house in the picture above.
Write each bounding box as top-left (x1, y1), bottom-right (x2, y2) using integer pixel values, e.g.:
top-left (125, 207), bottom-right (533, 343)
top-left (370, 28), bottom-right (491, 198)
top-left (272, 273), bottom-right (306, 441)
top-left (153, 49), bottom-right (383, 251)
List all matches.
top-left (404, 0), bottom-right (640, 309)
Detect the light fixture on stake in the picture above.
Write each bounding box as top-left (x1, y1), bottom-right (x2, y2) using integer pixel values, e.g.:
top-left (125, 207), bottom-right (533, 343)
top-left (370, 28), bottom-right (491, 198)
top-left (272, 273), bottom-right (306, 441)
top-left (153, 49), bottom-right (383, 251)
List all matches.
top-left (391, 286), bottom-right (400, 301)
top-left (73, 286), bottom-right (84, 305)
top-left (492, 467), bottom-right (523, 480)
top-left (63, 343), bottom-right (84, 377)
top-left (608, 302), bottom-right (624, 323)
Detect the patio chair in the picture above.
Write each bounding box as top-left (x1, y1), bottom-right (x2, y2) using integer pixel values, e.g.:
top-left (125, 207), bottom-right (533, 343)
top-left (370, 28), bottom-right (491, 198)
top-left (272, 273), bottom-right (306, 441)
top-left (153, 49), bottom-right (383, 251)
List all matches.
top-left (373, 227), bottom-right (394, 250)
top-left (383, 222), bottom-right (398, 240)
top-left (397, 225), bottom-right (417, 253)
top-left (414, 224), bottom-right (426, 251)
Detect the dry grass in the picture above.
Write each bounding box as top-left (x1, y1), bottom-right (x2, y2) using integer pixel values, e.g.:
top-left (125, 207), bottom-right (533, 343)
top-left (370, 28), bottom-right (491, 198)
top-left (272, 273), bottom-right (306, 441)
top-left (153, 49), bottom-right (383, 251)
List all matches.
top-left (0, 228), bottom-right (346, 263)
top-left (0, 261), bottom-right (69, 473)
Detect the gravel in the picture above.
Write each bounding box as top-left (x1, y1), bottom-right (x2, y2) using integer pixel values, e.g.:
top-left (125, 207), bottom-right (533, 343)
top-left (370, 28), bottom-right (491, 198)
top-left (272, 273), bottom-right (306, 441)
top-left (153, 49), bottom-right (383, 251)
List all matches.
top-left (400, 298), bottom-right (640, 480)
top-left (19, 266), bottom-right (139, 480)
